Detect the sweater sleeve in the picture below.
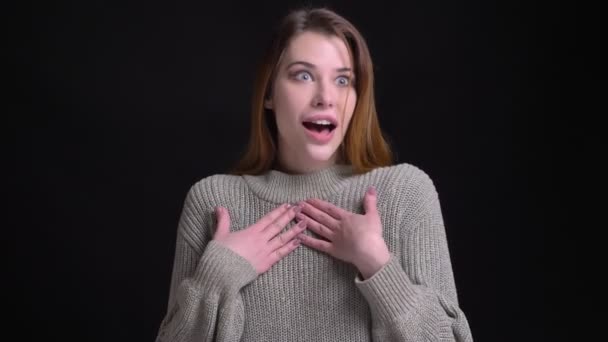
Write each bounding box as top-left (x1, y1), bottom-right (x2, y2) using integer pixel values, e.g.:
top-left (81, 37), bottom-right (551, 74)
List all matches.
top-left (354, 169), bottom-right (473, 341)
top-left (155, 184), bottom-right (258, 342)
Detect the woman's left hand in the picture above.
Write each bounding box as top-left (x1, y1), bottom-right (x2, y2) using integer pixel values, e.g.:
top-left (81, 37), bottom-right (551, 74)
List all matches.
top-left (295, 186), bottom-right (391, 279)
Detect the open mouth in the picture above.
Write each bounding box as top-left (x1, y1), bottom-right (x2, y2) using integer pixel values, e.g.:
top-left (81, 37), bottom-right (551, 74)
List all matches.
top-left (302, 122), bottom-right (337, 133)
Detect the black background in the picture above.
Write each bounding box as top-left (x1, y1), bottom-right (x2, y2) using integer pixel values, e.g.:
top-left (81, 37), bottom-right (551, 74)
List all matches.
top-left (10, 0), bottom-right (568, 340)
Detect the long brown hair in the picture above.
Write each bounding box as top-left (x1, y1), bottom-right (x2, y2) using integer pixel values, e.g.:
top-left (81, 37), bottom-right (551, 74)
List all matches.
top-left (228, 7), bottom-right (395, 175)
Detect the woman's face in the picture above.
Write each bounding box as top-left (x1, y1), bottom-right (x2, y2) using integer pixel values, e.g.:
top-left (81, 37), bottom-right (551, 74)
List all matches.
top-left (265, 31), bottom-right (357, 174)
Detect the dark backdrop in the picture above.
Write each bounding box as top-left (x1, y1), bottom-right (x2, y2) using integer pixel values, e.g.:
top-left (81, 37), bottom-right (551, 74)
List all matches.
top-left (10, 0), bottom-right (565, 340)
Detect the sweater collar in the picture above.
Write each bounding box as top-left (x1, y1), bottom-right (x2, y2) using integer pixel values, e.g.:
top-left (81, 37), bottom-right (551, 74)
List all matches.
top-left (242, 163), bottom-right (354, 204)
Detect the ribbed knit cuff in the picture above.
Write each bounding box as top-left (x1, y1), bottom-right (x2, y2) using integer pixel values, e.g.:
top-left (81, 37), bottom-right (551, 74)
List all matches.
top-left (355, 255), bottom-right (422, 323)
top-left (193, 241), bottom-right (258, 295)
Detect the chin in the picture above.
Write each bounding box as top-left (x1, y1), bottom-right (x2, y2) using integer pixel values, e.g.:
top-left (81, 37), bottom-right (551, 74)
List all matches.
top-left (306, 145), bottom-right (339, 161)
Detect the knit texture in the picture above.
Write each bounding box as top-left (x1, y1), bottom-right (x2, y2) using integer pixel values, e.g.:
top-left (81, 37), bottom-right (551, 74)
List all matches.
top-left (155, 163), bottom-right (473, 341)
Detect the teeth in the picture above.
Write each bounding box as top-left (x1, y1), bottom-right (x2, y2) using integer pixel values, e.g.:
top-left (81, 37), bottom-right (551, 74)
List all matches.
top-left (311, 120), bottom-right (333, 125)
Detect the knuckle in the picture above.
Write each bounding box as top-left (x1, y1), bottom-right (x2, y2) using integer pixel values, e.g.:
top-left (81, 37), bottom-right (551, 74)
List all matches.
top-left (313, 224), bottom-right (323, 234)
top-left (284, 230), bottom-right (295, 241)
top-left (270, 221), bottom-right (281, 232)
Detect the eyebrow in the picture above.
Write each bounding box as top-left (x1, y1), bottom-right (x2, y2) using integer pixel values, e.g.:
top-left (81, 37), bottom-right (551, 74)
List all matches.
top-left (286, 61), bottom-right (352, 73)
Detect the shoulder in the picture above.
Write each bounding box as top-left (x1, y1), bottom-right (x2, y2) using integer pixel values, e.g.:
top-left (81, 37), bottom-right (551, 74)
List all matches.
top-left (370, 162), bottom-right (440, 223)
top-left (194, 172), bottom-right (243, 188)
top-left (177, 173), bottom-right (244, 248)
top-left (185, 173), bottom-right (244, 207)
top-left (368, 162), bottom-right (437, 192)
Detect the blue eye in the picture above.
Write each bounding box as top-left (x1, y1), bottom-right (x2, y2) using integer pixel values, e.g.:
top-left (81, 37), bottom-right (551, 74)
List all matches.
top-left (336, 76), bottom-right (350, 86)
top-left (294, 71), bottom-right (313, 81)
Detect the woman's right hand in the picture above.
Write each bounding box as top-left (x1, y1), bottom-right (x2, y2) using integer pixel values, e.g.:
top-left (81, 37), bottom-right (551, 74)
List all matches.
top-left (212, 204), bottom-right (306, 275)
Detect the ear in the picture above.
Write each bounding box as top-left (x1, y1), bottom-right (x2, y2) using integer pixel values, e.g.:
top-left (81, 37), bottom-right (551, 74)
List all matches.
top-left (264, 97), bottom-right (273, 110)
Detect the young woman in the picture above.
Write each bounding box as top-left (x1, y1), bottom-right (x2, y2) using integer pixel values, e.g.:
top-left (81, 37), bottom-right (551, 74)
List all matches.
top-left (156, 7), bottom-right (473, 342)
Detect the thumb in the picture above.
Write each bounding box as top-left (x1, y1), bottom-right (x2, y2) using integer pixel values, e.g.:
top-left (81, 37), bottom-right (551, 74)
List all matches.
top-left (213, 206), bottom-right (231, 239)
top-left (363, 186), bottom-right (378, 215)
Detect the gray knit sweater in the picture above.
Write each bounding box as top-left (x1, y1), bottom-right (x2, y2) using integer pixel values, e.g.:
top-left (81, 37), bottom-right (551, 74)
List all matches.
top-left (155, 163), bottom-right (473, 341)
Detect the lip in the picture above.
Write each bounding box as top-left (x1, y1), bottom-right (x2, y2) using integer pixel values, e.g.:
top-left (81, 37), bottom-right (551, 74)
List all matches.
top-left (301, 113), bottom-right (338, 128)
top-left (301, 113), bottom-right (338, 144)
top-left (303, 124), bottom-right (336, 144)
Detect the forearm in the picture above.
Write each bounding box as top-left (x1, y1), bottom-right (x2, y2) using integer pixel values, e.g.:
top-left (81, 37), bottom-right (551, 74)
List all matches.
top-left (156, 240), bottom-right (257, 342)
top-left (355, 256), bottom-right (472, 341)
top-left (354, 238), bottom-right (391, 280)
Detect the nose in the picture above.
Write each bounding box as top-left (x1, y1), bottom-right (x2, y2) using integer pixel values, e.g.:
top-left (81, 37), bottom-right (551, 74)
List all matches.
top-left (311, 78), bottom-right (335, 109)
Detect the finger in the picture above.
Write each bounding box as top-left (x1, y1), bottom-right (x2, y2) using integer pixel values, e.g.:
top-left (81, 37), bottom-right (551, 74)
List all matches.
top-left (304, 198), bottom-right (348, 220)
top-left (267, 237), bottom-right (301, 266)
top-left (254, 203), bottom-right (292, 231)
top-left (213, 206), bottom-right (230, 239)
top-left (296, 212), bottom-right (333, 240)
top-left (297, 233), bottom-right (332, 254)
top-left (300, 201), bottom-right (339, 230)
top-left (363, 186), bottom-right (378, 215)
top-left (268, 220), bottom-right (307, 251)
top-left (262, 204), bottom-right (302, 238)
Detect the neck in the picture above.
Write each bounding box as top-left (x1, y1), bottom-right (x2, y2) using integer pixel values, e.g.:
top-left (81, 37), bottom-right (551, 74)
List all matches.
top-left (274, 143), bottom-right (345, 175)
top-left (274, 159), bottom-right (337, 175)
top-left (242, 163), bottom-right (354, 204)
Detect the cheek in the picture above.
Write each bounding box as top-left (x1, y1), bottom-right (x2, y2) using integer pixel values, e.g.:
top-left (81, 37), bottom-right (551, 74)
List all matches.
top-left (274, 84), bottom-right (293, 112)
top-left (272, 86), bottom-right (302, 131)
top-left (274, 84), bottom-right (310, 114)
top-left (341, 91), bottom-right (357, 124)
top-left (348, 92), bottom-right (357, 113)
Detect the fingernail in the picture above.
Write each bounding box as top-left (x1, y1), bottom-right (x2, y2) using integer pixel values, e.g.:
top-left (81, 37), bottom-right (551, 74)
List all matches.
top-left (368, 186), bottom-right (376, 195)
top-left (293, 205), bottom-right (302, 214)
top-left (297, 220), bottom-right (306, 228)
